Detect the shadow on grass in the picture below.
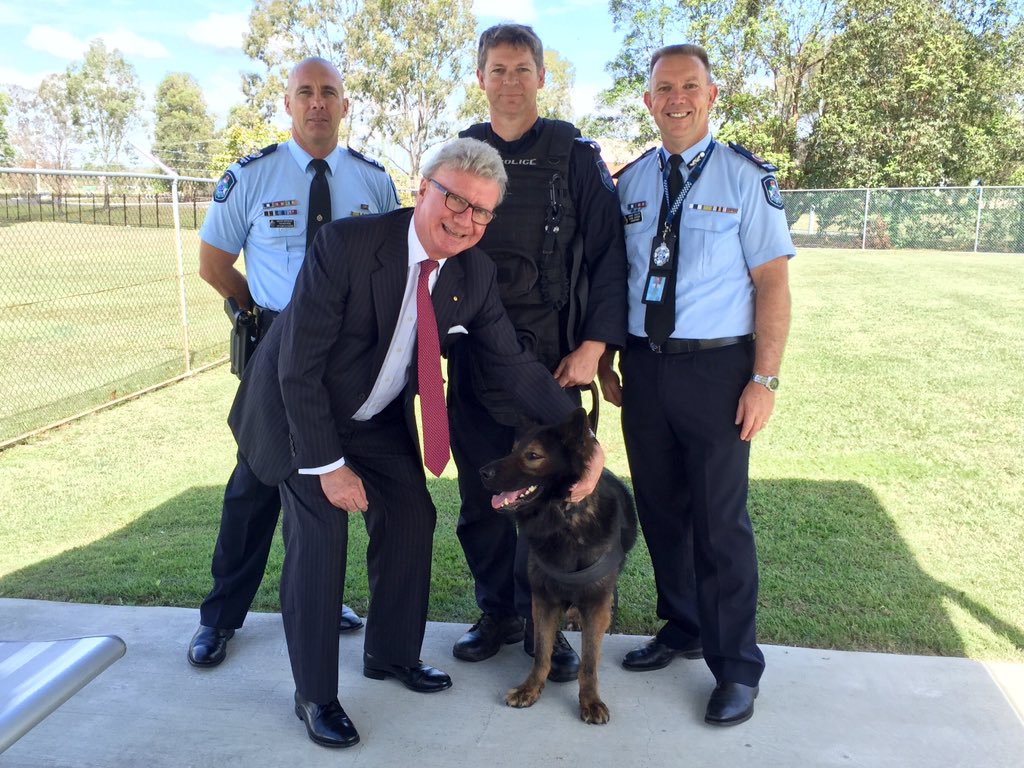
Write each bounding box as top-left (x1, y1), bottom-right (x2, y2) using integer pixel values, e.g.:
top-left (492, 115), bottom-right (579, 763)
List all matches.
top-left (1, 478), bottom-right (1020, 657)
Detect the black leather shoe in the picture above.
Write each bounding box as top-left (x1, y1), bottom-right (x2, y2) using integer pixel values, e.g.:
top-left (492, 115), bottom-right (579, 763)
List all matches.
top-left (524, 622), bottom-right (580, 683)
top-left (187, 626), bottom-right (234, 667)
top-left (363, 653), bottom-right (452, 693)
top-left (705, 682), bottom-right (759, 726)
top-left (621, 638), bottom-right (703, 671)
top-left (338, 604), bottom-right (364, 633)
top-left (452, 613), bottom-right (524, 661)
top-left (294, 691), bottom-right (360, 748)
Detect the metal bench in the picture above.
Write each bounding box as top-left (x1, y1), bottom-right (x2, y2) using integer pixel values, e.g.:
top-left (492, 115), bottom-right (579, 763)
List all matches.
top-left (0, 635), bottom-right (126, 754)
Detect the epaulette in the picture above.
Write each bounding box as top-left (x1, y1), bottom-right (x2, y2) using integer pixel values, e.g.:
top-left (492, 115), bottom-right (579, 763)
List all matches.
top-left (347, 146), bottom-right (387, 172)
top-left (612, 146), bottom-right (657, 180)
top-left (574, 137), bottom-right (602, 153)
top-left (237, 143), bottom-right (278, 167)
top-left (727, 142), bottom-right (777, 173)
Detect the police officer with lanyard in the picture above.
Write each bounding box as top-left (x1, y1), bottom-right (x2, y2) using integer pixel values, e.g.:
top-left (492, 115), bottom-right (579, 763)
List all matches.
top-left (449, 24), bottom-right (627, 682)
top-left (599, 44), bottom-right (793, 726)
top-left (188, 57), bottom-right (399, 668)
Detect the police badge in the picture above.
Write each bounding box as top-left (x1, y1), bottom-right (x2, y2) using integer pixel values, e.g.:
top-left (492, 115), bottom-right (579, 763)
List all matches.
top-left (761, 175), bottom-right (784, 210)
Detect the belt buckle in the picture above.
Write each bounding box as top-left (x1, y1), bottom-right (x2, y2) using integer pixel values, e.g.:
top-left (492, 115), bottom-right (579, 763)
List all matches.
top-left (648, 340), bottom-right (662, 354)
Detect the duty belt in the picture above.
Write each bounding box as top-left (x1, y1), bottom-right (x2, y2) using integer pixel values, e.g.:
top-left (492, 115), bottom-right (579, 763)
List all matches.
top-left (627, 333), bottom-right (755, 354)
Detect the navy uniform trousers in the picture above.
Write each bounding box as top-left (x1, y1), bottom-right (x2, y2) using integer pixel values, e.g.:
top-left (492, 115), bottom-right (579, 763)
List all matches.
top-left (448, 342), bottom-right (581, 620)
top-left (277, 400), bottom-right (435, 705)
top-left (620, 340), bottom-right (765, 687)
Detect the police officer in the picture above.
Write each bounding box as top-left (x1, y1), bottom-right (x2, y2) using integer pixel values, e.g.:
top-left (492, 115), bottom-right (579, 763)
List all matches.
top-left (449, 24), bottom-right (627, 682)
top-left (598, 43), bottom-right (793, 726)
top-left (188, 56), bottom-right (399, 668)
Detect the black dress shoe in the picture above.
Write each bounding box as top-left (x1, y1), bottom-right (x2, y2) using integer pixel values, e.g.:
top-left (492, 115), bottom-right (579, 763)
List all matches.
top-left (294, 691), bottom-right (360, 748)
top-left (363, 653), bottom-right (452, 693)
top-left (338, 604), bottom-right (364, 633)
top-left (705, 682), bottom-right (759, 726)
top-left (621, 638), bottom-right (703, 671)
top-left (523, 623), bottom-right (580, 683)
top-left (187, 626), bottom-right (234, 667)
top-left (452, 613), bottom-right (524, 662)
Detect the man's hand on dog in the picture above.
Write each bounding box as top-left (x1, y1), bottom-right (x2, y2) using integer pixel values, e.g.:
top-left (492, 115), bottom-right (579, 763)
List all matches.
top-left (735, 381), bottom-right (775, 441)
top-left (568, 441), bottom-right (605, 503)
top-left (554, 340), bottom-right (606, 388)
top-left (320, 465), bottom-right (368, 513)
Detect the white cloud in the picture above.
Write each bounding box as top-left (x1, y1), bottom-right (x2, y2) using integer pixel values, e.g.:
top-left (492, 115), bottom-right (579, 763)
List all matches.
top-left (25, 25), bottom-right (87, 60)
top-left (99, 28), bottom-right (170, 59)
top-left (473, 0), bottom-right (536, 23)
top-left (187, 13), bottom-right (248, 50)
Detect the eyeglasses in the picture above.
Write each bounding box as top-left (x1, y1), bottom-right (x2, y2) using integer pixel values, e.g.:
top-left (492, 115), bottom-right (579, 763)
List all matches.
top-left (428, 178), bottom-right (496, 225)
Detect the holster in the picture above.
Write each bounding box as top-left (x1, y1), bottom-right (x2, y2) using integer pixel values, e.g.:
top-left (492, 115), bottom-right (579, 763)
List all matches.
top-left (225, 297), bottom-right (258, 379)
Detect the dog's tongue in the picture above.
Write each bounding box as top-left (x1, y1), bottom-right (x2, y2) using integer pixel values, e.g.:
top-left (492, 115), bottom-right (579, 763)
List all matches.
top-left (490, 489), bottom-right (525, 510)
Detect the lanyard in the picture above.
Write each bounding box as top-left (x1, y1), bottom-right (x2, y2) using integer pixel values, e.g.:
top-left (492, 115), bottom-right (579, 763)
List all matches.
top-left (660, 141), bottom-right (716, 240)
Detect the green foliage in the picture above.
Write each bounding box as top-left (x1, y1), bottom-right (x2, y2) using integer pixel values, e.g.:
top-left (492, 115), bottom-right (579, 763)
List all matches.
top-left (210, 104), bottom-right (290, 173)
top-left (153, 73), bottom-right (216, 177)
top-left (346, 0), bottom-right (476, 178)
top-left (65, 39), bottom-right (143, 169)
top-left (458, 48), bottom-right (578, 125)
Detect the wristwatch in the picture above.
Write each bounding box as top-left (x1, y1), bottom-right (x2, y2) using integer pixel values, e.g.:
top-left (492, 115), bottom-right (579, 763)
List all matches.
top-left (752, 373), bottom-right (780, 391)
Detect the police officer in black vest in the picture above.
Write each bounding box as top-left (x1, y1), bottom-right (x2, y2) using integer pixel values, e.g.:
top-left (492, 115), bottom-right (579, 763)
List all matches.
top-left (449, 24), bottom-right (627, 682)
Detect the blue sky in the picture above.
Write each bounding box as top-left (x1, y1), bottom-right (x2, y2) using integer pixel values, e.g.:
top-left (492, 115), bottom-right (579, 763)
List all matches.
top-left (0, 0), bottom-right (625, 138)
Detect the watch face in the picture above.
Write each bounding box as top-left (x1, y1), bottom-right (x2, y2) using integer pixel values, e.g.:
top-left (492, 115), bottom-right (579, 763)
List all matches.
top-left (766, 376), bottom-right (779, 391)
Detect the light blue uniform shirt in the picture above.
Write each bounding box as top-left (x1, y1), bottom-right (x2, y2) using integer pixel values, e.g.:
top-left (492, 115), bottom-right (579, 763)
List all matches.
top-left (201, 139), bottom-right (399, 311)
top-left (617, 132), bottom-right (794, 338)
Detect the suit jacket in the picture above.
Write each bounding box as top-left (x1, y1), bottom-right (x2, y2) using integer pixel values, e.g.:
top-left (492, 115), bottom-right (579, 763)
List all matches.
top-left (228, 208), bottom-right (577, 486)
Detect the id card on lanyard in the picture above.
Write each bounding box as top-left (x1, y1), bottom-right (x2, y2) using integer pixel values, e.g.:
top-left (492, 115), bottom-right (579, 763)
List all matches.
top-left (642, 142), bottom-right (715, 305)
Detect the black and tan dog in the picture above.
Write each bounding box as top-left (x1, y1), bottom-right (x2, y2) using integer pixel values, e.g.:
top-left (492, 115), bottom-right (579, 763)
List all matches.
top-left (479, 407), bottom-right (637, 724)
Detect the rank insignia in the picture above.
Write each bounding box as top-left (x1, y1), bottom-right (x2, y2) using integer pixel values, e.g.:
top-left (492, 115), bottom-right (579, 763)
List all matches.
top-left (213, 170), bottom-right (236, 203)
top-left (762, 176), bottom-right (784, 209)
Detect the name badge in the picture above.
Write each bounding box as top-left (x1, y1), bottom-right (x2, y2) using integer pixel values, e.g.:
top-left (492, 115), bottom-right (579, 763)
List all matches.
top-left (269, 219), bottom-right (296, 228)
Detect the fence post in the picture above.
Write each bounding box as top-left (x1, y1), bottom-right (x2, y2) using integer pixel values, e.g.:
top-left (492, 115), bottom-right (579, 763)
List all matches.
top-left (171, 177), bottom-right (192, 375)
top-left (973, 185), bottom-right (984, 253)
top-left (861, 188), bottom-right (871, 250)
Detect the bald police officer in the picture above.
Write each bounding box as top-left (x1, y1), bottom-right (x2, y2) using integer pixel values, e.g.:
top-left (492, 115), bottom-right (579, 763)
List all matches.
top-left (599, 43), bottom-right (793, 726)
top-left (188, 56), bottom-right (399, 668)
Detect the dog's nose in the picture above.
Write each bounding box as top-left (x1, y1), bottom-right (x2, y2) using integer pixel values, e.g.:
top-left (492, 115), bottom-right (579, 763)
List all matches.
top-left (479, 464), bottom-right (495, 482)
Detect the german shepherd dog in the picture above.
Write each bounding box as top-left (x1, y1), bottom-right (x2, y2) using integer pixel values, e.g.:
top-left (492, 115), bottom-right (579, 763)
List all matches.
top-left (479, 407), bottom-right (637, 724)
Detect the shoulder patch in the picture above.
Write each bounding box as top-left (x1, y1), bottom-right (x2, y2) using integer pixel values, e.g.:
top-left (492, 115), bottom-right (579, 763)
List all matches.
top-left (761, 175), bottom-right (785, 210)
top-left (728, 142), bottom-right (777, 173)
top-left (213, 170), bottom-right (236, 203)
top-left (347, 146), bottom-right (386, 172)
top-left (237, 143), bottom-right (278, 167)
top-left (577, 138), bottom-right (614, 191)
top-left (612, 146), bottom-right (658, 180)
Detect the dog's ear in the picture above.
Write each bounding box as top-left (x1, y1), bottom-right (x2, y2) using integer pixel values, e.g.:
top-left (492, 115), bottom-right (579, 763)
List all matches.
top-left (561, 407), bottom-right (592, 443)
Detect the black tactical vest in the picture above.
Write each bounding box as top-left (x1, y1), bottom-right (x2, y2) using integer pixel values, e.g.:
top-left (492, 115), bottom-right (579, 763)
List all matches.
top-left (459, 119), bottom-right (582, 372)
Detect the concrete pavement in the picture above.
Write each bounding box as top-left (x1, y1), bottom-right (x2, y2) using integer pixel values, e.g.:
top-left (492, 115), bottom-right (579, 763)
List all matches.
top-left (2, 598), bottom-right (1022, 767)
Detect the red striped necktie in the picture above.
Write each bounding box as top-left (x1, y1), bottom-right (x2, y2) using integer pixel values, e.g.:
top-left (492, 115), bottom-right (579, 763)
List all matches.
top-left (416, 259), bottom-right (449, 476)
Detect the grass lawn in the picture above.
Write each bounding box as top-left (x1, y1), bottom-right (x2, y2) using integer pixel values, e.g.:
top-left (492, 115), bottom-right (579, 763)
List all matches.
top-left (0, 247), bottom-right (1021, 662)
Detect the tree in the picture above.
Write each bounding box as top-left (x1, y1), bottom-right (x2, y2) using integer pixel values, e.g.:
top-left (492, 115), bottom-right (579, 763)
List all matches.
top-left (65, 39), bottom-right (143, 170)
top-left (241, 0), bottom-right (358, 124)
top-left (210, 104), bottom-right (291, 173)
top-left (6, 79), bottom-right (78, 171)
top-left (0, 93), bottom-right (14, 166)
top-left (803, 0), bottom-right (1024, 187)
top-left (458, 48), bottom-right (577, 124)
top-left (153, 73), bottom-right (216, 177)
top-left (346, 0), bottom-right (476, 180)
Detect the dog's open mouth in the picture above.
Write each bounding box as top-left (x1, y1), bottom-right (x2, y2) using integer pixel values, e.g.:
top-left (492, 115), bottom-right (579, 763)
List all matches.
top-left (490, 485), bottom-right (539, 511)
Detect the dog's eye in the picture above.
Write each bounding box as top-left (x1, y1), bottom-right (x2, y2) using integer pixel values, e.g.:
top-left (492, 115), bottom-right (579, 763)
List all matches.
top-left (525, 451), bottom-right (543, 461)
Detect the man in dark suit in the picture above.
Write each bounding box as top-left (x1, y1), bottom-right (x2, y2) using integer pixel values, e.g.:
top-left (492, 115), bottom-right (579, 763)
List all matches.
top-left (228, 138), bottom-right (604, 748)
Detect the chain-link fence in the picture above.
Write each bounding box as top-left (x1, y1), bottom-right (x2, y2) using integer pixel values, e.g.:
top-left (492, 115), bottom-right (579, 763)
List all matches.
top-left (0, 168), bottom-right (224, 447)
top-left (784, 185), bottom-right (1024, 253)
top-left (1, 170), bottom-right (1023, 446)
